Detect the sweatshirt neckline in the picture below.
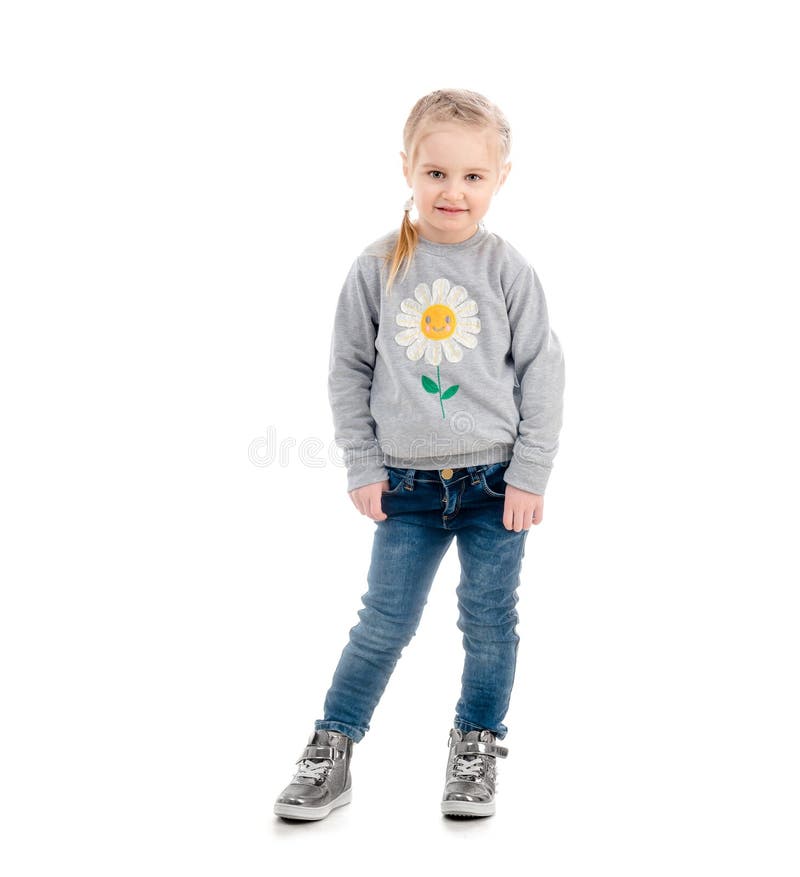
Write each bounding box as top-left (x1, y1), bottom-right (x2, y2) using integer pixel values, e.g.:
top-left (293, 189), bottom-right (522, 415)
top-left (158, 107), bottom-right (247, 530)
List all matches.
top-left (414, 222), bottom-right (489, 255)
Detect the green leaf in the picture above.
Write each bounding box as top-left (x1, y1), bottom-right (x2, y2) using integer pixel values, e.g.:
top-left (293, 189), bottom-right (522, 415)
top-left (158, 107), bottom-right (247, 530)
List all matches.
top-left (421, 375), bottom-right (439, 394)
top-left (441, 384), bottom-right (459, 400)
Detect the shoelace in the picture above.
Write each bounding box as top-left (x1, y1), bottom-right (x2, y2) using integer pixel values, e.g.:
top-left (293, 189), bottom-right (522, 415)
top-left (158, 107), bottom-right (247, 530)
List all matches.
top-left (453, 754), bottom-right (487, 781)
top-left (293, 758), bottom-right (333, 784)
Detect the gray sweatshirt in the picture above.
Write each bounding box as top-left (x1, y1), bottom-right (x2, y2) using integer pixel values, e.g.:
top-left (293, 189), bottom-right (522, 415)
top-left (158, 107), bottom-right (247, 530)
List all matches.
top-left (328, 222), bottom-right (565, 495)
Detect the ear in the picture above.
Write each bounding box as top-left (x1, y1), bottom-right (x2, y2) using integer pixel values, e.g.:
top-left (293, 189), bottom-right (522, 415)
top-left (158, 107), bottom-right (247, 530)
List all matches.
top-left (496, 161), bottom-right (512, 193)
top-left (400, 151), bottom-right (411, 187)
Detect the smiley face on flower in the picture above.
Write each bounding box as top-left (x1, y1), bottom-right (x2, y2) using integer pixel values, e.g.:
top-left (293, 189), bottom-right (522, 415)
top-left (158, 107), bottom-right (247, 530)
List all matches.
top-left (394, 277), bottom-right (481, 419)
top-left (394, 278), bottom-right (481, 365)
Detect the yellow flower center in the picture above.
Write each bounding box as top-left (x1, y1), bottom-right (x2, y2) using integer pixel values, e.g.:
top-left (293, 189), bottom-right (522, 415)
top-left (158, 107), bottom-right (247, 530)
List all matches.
top-left (421, 304), bottom-right (456, 340)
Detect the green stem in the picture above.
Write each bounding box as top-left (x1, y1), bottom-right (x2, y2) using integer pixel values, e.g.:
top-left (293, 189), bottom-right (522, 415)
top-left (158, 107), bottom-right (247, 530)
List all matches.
top-left (437, 364), bottom-right (445, 418)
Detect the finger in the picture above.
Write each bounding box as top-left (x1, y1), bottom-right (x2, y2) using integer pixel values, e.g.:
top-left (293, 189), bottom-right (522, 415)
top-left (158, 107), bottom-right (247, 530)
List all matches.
top-left (366, 494), bottom-right (378, 520)
top-left (376, 496), bottom-right (389, 520)
top-left (506, 505), bottom-right (521, 532)
top-left (524, 506), bottom-right (534, 530)
top-left (371, 494), bottom-right (387, 521)
top-left (376, 492), bottom-right (388, 520)
top-left (503, 498), bottom-right (513, 531)
top-left (350, 492), bottom-right (367, 516)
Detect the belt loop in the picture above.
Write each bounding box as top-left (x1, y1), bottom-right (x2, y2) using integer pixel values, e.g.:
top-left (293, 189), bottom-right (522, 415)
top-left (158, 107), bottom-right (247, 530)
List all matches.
top-left (467, 465), bottom-right (481, 486)
top-left (403, 469), bottom-right (416, 491)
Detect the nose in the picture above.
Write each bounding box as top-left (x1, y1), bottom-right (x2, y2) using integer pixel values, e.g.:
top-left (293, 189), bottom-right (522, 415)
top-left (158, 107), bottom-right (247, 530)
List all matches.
top-left (442, 180), bottom-right (464, 201)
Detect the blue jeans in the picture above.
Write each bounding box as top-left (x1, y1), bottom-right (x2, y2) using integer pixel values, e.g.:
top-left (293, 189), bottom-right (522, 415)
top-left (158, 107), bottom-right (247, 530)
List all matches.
top-left (315, 461), bottom-right (530, 743)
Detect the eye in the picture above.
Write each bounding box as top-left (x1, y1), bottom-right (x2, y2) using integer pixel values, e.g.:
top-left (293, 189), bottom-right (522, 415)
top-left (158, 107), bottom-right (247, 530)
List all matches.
top-left (427, 170), bottom-right (483, 181)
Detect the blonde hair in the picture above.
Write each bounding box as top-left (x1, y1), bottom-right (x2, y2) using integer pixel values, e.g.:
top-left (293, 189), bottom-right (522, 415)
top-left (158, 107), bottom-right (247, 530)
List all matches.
top-left (383, 88), bottom-right (512, 296)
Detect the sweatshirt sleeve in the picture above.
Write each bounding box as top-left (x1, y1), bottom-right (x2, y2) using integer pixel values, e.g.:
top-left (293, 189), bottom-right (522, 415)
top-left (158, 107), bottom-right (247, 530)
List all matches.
top-left (503, 263), bottom-right (566, 495)
top-left (327, 256), bottom-right (389, 492)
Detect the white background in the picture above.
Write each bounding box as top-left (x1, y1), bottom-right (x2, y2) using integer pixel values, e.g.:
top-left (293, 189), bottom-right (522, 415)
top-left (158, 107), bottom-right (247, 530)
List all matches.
top-left (2, 1), bottom-right (798, 874)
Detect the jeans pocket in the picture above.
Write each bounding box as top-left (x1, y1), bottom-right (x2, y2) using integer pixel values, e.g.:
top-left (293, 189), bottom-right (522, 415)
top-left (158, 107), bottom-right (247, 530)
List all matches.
top-left (479, 461), bottom-right (510, 498)
top-left (381, 467), bottom-right (410, 495)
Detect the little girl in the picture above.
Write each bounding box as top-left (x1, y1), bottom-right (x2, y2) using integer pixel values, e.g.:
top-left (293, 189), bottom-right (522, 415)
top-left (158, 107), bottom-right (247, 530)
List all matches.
top-left (274, 88), bottom-right (565, 821)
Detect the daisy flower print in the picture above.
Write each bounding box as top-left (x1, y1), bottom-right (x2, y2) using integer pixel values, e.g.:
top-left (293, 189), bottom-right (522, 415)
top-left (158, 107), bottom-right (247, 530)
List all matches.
top-left (394, 277), bottom-right (481, 419)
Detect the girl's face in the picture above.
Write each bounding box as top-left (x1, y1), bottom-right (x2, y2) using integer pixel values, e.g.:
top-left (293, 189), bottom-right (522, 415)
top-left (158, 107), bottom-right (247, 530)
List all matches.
top-left (401, 123), bottom-right (511, 244)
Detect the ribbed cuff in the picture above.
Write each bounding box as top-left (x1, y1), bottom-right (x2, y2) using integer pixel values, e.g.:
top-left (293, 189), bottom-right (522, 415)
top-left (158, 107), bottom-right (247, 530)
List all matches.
top-left (503, 457), bottom-right (552, 496)
top-left (345, 459), bottom-right (389, 493)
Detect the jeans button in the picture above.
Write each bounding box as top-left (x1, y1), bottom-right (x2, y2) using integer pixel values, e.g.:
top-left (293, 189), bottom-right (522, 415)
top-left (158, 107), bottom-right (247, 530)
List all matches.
top-left (441, 468), bottom-right (454, 479)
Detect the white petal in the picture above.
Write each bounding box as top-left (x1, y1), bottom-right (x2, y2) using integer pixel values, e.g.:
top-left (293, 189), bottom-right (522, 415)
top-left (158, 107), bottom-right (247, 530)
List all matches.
top-left (453, 326), bottom-right (479, 348)
top-left (396, 312), bottom-right (421, 329)
top-left (424, 340), bottom-right (442, 365)
top-left (446, 285), bottom-right (469, 309)
top-left (406, 336), bottom-right (427, 360)
top-left (456, 316), bottom-right (481, 334)
top-left (431, 278), bottom-right (451, 304)
top-left (395, 327), bottom-right (421, 346)
top-left (442, 338), bottom-right (464, 362)
top-left (455, 298), bottom-right (479, 317)
top-left (414, 283), bottom-right (432, 306)
top-left (400, 298), bottom-right (423, 316)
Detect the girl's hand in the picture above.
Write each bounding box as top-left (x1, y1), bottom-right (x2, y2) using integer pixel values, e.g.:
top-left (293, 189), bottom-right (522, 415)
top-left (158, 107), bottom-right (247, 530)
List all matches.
top-left (503, 484), bottom-right (544, 532)
top-left (348, 480), bottom-right (389, 522)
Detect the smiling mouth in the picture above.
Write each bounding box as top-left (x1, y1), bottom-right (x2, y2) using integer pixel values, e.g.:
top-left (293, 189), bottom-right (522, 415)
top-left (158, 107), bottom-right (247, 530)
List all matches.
top-left (437, 207), bottom-right (466, 213)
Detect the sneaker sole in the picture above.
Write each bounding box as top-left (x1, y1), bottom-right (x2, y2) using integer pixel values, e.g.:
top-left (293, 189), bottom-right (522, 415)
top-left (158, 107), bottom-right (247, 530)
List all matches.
top-left (274, 787), bottom-right (352, 821)
top-left (441, 798), bottom-right (495, 817)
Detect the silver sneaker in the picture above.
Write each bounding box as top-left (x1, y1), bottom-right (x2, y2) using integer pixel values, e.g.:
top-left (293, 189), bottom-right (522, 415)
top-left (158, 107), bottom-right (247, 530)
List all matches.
top-left (441, 728), bottom-right (508, 817)
top-left (274, 729), bottom-right (354, 821)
